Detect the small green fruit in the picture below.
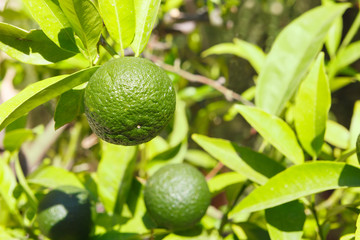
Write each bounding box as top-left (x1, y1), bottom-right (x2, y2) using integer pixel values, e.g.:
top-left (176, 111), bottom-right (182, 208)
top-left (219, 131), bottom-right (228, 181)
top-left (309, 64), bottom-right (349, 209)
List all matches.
top-left (144, 163), bottom-right (211, 230)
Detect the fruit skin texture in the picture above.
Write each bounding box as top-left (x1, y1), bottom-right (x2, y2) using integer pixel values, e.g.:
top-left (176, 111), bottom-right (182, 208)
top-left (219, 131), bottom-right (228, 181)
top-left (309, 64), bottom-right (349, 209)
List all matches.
top-left (37, 186), bottom-right (92, 240)
top-left (144, 163), bottom-right (211, 230)
top-left (84, 57), bottom-right (176, 146)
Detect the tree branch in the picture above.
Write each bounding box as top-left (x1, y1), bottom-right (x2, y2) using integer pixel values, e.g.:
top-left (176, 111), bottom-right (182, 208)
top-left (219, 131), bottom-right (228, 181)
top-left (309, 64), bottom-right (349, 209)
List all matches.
top-left (147, 55), bottom-right (254, 106)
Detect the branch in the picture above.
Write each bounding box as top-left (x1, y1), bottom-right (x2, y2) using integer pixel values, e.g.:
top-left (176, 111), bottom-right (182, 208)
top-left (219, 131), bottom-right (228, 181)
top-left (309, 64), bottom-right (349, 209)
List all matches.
top-left (147, 55), bottom-right (254, 106)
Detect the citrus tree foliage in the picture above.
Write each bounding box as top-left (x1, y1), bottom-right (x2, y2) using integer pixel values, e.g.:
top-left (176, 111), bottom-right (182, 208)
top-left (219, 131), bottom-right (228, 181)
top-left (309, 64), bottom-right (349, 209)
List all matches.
top-left (2, 0), bottom-right (360, 239)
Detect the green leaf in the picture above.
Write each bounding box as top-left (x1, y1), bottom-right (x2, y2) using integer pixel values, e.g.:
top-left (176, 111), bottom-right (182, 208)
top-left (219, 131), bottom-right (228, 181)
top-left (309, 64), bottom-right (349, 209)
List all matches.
top-left (356, 212), bottom-right (360, 240)
top-left (99, 0), bottom-right (135, 55)
top-left (168, 99), bottom-right (188, 147)
top-left (325, 13), bottom-right (343, 58)
top-left (146, 141), bottom-right (187, 176)
top-left (357, 134), bottom-right (360, 164)
top-left (59, 0), bottom-right (103, 62)
top-left (131, 0), bottom-right (161, 56)
top-left (0, 23), bottom-right (76, 65)
top-left (202, 38), bottom-right (266, 73)
top-left (121, 181), bottom-right (154, 234)
top-left (0, 154), bottom-right (17, 214)
top-left (328, 41), bottom-right (360, 78)
top-left (27, 166), bottom-right (84, 189)
top-left (325, 120), bottom-right (349, 149)
top-left (265, 201), bottom-right (305, 240)
top-left (330, 77), bottom-right (356, 92)
top-left (0, 67), bottom-right (98, 132)
top-left (233, 104), bottom-right (304, 164)
top-left (54, 88), bottom-right (85, 129)
top-left (232, 223), bottom-right (270, 240)
top-left (97, 142), bottom-right (137, 215)
top-left (3, 129), bottom-right (34, 152)
top-left (14, 155), bottom-right (37, 210)
top-left (349, 101), bottom-right (360, 150)
top-left (22, 0), bottom-right (78, 52)
top-left (208, 172), bottom-right (247, 195)
top-left (229, 161), bottom-right (360, 218)
top-left (255, 3), bottom-right (349, 115)
top-left (294, 53), bottom-right (331, 157)
top-left (163, 226), bottom-right (207, 240)
top-left (192, 134), bottom-right (285, 185)
top-left (347, 101), bottom-right (360, 164)
top-left (185, 149), bottom-right (217, 169)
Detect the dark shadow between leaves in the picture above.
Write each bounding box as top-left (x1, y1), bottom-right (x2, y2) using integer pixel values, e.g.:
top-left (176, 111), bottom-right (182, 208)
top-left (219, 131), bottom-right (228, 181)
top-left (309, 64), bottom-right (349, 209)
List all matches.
top-left (236, 222), bottom-right (271, 240)
top-left (231, 142), bottom-right (285, 178)
top-left (265, 200), bottom-right (305, 232)
top-left (310, 131), bottom-right (325, 155)
top-left (37, 188), bottom-right (92, 240)
top-left (338, 164), bottom-right (360, 187)
top-left (0, 24), bottom-right (76, 63)
top-left (90, 231), bottom-right (139, 240)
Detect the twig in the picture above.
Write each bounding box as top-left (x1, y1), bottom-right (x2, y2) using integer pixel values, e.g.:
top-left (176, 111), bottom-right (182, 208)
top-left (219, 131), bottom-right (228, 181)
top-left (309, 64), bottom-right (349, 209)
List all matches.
top-left (147, 55), bottom-right (254, 105)
top-left (206, 162), bottom-right (224, 180)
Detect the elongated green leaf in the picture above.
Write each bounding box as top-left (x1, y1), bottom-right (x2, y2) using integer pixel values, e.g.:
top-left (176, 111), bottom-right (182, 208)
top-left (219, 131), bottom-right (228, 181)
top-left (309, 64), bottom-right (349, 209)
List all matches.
top-left (0, 23), bottom-right (75, 65)
top-left (202, 38), bottom-right (266, 73)
top-left (208, 172), bottom-right (247, 195)
top-left (97, 142), bottom-right (137, 215)
top-left (99, 0), bottom-right (135, 55)
top-left (14, 156), bottom-right (37, 210)
top-left (28, 166), bottom-right (84, 189)
top-left (131, 0), bottom-right (161, 56)
top-left (295, 53), bottom-right (331, 157)
top-left (229, 161), bottom-right (360, 218)
top-left (192, 134), bottom-right (285, 185)
top-left (3, 129), bottom-right (34, 152)
top-left (356, 213), bottom-right (360, 240)
top-left (233, 105), bottom-right (304, 164)
top-left (325, 120), bottom-right (349, 149)
top-left (347, 101), bottom-right (360, 164)
top-left (0, 155), bottom-right (17, 214)
top-left (255, 3), bottom-right (349, 115)
top-left (22, 0), bottom-right (78, 52)
top-left (54, 88), bottom-right (85, 129)
top-left (0, 67), bottom-right (98, 131)
top-left (326, 14), bottom-right (343, 58)
top-left (265, 201), bottom-right (305, 240)
top-left (146, 141), bottom-right (187, 175)
top-left (168, 99), bottom-right (188, 147)
top-left (349, 101), bottom-right (360, 149)
top-left (232, 223), bottom-right (270, 240)
top-left (357, 135), bottom-right (360, 166)
top-left (329, 41), bottom-right (360, 78)
top-left (185, 149), bottom-right (217, 169)
top-left (59, 0), bottom-right (103, 61)
top-left (330, 76), bottom-right (356, 92)
top-left (121, 181), bottom-right (155, 234)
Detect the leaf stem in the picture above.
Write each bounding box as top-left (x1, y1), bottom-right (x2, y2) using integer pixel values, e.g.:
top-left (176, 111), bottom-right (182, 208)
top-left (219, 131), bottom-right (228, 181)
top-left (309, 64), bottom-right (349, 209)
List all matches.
top-left (309, 195), bottom-right (325, 240)
top-left (99, 35), bottom-right (119, 57)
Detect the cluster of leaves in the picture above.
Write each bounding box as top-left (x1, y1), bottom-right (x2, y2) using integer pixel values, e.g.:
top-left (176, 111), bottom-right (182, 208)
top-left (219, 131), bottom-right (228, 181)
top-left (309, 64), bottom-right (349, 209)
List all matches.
top-left (2, 0), bottom-right (360, 239)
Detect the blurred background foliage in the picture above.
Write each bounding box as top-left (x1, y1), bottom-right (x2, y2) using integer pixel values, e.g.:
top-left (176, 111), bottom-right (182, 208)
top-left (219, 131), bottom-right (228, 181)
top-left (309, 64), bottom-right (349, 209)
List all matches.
top-left (2, 0), bottom-right (360, 238)
top-left (2, 0), bottom-right (360, 177)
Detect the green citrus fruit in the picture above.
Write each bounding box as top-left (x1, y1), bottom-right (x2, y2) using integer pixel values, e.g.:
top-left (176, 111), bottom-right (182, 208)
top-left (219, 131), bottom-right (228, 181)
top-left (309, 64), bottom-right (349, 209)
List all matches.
top-left (84, 57), bottom-right (176, 146)
top-left (37, 186), bottom-right (92, 240)
top-left (144, 163), bottom-right (211, 230)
